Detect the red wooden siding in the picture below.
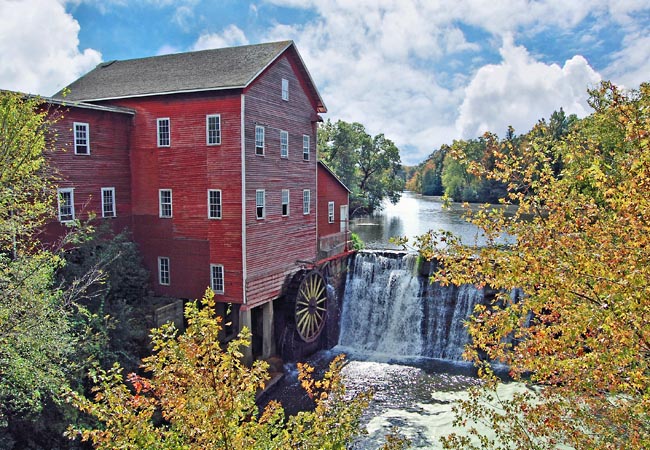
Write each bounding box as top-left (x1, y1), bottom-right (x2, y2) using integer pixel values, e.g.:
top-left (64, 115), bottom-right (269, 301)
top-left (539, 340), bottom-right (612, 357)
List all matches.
top-left (44, 45), bottom-right (330, 309)
top-left (44, 105), bottom-right (133, 241)
top-left (243, 54), bottom-right (319, 307)
top-left (317, 164), bottom-right (349, 238)
top-left (106, 92), bottom-right (245, 303)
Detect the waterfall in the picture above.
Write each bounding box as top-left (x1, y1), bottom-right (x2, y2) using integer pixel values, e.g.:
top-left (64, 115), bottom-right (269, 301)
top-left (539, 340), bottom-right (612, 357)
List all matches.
top-left (338, 251), bottom-right (484, 361)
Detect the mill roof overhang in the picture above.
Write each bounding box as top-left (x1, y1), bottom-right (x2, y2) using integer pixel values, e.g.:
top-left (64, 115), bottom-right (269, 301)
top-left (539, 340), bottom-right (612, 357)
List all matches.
top-left (52, 40), bottom-right (326, 113)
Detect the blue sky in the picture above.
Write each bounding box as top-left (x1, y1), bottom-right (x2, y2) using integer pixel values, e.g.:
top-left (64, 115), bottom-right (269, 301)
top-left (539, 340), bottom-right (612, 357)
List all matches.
top-left (1, 0), bottom-right (649, 165)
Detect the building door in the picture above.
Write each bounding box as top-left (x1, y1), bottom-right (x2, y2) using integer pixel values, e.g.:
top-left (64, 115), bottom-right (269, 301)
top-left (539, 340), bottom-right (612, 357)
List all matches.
top-left (340, 205), bottom-right (348, 233)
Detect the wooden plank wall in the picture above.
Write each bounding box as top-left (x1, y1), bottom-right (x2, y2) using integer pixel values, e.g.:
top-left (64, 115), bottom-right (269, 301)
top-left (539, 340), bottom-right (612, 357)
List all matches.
top-left (243, 54), bottom-right (319, 307)
top-left (44, 105), bottom-right (133, 241)
top-left (107, 92), bottom-right (245, 303)
top-left (317, 164), bottom-right (349, 239)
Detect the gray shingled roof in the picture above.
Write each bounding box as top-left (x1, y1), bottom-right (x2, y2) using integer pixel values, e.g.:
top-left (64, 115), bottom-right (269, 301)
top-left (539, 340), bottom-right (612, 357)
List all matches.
top-left (53, 41), bottom-right (324, 111)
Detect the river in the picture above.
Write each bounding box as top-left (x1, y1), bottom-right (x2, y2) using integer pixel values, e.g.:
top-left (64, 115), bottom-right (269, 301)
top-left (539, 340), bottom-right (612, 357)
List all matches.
top-left (350, 191), bottom-right (514, 249)
top-left (343, 194), bottom-right (518, 448)
top-left (266, 193), bottom-right (517, 449)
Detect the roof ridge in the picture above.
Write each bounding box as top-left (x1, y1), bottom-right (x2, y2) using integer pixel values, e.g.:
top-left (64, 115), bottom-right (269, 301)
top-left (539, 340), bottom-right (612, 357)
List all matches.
top-left (99, 40), bottom-right (293, 66)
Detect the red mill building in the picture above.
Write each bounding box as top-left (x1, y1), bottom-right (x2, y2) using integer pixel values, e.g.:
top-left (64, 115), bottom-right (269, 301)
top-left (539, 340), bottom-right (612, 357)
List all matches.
top-left (45, 41), bottom-right (350, 361)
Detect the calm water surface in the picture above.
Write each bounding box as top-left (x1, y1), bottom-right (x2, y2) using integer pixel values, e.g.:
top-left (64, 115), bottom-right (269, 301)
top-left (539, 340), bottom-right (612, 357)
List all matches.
top-left (350, 191), bottom-right (513, 249)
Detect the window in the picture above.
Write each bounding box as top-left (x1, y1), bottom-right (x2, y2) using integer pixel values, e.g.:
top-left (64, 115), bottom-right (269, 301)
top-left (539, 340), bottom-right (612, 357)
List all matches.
top-left (159, 189), bottom-right (172, 218)
top-left (281, 78), bottom-right (289, 101)
top-left (157, 118), bottom-right (170, 147)
top-left (255, 125), bottom-right (265, 155)
top-left (210, 264), bottom-right (224, 294)
top-left (282, 189), bottom-right (290, 216)
top-left (328, 201), bottom-right (335, 223)
top-left (303, 189), bottom-right (310, 215)
top-left (74, 122), bottom-right (89, 154)
top-left (206, 114), bottom-right (221, 145)
top-left (303, 135), bottom-right (310, 161)
top-left (256, 189), bottom-right (265, 219)
top-left (280, 130), bottom-right (288, 158)
top-left (208, 189), bottom-right (222, 219)
top-left (57, 188), bottom-right (75, 222)
top-left (101, 187), bottom-right (116, 218)
top-left (158, 257), bottom-right (170, 285)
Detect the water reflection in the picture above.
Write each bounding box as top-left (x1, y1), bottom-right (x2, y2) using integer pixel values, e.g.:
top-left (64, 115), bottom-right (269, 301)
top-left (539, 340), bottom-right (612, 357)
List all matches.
top-left (350, 191), bottom-right (513, 249)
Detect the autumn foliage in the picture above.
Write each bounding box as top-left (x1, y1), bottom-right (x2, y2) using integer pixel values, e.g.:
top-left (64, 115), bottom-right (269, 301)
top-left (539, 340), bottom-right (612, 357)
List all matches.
top-left (411, 81), bottom-right (649, 449)
top-left (66, 290), bottom-right (373, 449)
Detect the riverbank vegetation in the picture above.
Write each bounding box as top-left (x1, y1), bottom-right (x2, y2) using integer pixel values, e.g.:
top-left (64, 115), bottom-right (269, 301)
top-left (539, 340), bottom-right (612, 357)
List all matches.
top-left (318, 119), bottom-right (405, 215)
top-left (405, 109), bottom-right (577, 203)
top-left (409, 81), bottom-right (650, 449)
top-left (0, 91), bottom-right (155, 448)
top-left (66, 291), bottom-right (375, 449)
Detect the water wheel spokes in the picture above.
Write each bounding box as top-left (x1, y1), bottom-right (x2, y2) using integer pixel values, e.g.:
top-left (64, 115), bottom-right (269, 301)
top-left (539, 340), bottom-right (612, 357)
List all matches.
top-left (295, 270), bottom-right (328, 343)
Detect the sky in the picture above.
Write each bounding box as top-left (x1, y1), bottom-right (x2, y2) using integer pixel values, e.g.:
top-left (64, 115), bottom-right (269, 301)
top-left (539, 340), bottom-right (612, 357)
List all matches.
top-left (1, 0), bottom-right (649, 165)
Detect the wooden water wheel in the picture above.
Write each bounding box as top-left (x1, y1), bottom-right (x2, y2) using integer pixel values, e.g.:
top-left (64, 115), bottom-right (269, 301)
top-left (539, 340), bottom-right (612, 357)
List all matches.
top-left (294, 270), bottom-right (328, 343)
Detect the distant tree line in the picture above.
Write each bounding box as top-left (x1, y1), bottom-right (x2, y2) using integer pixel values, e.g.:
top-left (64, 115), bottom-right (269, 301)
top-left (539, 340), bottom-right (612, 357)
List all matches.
top-left (405, 109), bottom-right (578, 203)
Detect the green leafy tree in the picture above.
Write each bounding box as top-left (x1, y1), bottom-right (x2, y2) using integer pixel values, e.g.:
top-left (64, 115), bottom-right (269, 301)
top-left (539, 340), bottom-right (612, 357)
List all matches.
top-left (318, 119), bottom-right (404, 214)
top-left (441, 138), bottom-right (486, 202)
top-left (410, 81), bottom-right (650, 449)
top-left (0, 91), bottom-right (146, 450)
top-left (57, 226), bottom-right (150, 374)
top-left (66, 290), bottom-right (379, 449)
top-left (0, 91), bottom-right (81, 445)
top-left (406, 146), bottom-right (447, 195)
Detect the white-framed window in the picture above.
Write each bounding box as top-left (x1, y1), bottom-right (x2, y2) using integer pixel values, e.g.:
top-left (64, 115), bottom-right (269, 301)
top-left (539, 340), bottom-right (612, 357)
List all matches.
top-left (206, 114), bottom-right (221, 145)
top-left (282, 189), bottom-right (290, 216)
top-left (158, 257), bottom-right (170, 285)
top-left (328, 201), bottom-right (335, 223)
top-left (157, 118), bottom-right (170, 147)
top-left (208, 189), bottom-right (222, 219)
top-left (303, 189), bottom-right (310, 215)
top-left (159, 189), bottom-right (172, 218)
top-left (74, 122), bottom-right (90, 155)
top-left (255, 125), bottom-right (265, 156)
top-left (57, 188), bottom-right (75, 222)
top-left (281, 78), bottom-right (289, 101)
top-left (280, 130), bottom-right (288, 158)
top-left (210, 264), bottom-right (224, 294)
top-left (256, 189), bottom-right (265, 219)
top-left (303, 134), bottom-right (310, 161)
top-left (101, 187), bottom-right (116, 218)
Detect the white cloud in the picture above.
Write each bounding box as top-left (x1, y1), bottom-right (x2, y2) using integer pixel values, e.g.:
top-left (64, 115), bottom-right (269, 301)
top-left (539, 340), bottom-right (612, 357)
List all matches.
top-left (192, 25), bottom-right (249, 51)
top-left (256, 1), bottom-right (486, 164)
top-left (257, 0), bottom-right (646, 164)
top-left (0, 0), bottom-right (101, 96)
top-left (456, 36), bottom-right (601, 138)
top-left (156, 44), bottom-right (181, 56)
top-left (173, 5), bottom-right (195, 30)
top-left (604, 30), bottom-right (650, 88)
